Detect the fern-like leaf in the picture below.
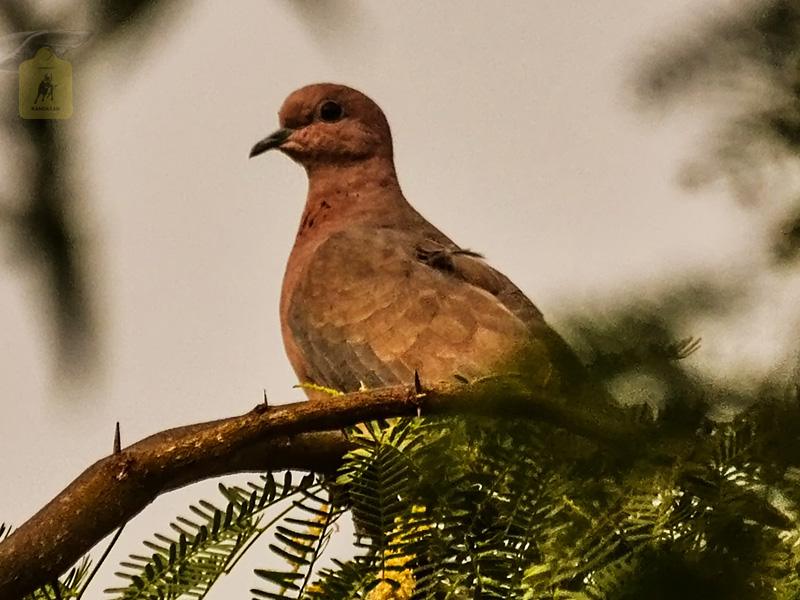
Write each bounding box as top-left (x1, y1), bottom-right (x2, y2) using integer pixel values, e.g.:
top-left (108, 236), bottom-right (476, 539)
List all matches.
top-left (106, 472), bottom-right (316, 600)
top-left (253, 485), bottom-right (344, 599)
top-left (22, 556), bottom-right (91, 600)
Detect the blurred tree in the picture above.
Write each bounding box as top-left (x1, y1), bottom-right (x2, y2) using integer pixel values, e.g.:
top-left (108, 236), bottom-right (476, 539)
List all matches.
top-left (636, 0), bottom-right (800, 264)
top-left (0, 0), bottom-right (189, 378)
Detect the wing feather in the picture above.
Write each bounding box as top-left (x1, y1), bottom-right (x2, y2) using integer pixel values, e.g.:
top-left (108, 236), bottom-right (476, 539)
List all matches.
top-left (286, 226), bottom-right (564, 393)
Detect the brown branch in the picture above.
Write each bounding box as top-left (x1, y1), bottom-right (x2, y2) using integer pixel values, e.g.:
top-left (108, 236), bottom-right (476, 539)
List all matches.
top-left (0, 380), bottom-right (636, 600)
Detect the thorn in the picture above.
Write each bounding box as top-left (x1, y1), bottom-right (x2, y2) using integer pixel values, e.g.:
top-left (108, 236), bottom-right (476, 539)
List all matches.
top-left (263, 389), bottom-right (269, 406)
top-left (113, 421), bottom-right (121, 454)
top-left (413, 371), bottom-right (423, 417)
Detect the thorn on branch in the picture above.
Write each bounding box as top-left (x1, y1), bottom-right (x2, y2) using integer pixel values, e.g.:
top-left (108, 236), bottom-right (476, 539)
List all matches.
top-left (413, 371), bottom-right (424, 417)
top-left (113, 422), bottom-right (121, 454)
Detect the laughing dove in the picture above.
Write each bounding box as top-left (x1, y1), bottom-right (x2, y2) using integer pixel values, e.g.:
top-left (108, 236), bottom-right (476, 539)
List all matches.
top-left (251, 83), bottom-right (593, 400)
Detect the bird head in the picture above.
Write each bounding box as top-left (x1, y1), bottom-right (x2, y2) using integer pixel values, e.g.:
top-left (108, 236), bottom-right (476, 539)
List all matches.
top-left (249, 83), bottom-right (394, 169)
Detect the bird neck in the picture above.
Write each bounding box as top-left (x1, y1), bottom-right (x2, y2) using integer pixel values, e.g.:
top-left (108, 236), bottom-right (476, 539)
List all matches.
top-left (297, 156), bottom-right (408, 238)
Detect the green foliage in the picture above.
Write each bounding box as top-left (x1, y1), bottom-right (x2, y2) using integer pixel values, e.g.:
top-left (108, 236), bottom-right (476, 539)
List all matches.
top-left (260, 399), bottom-right (800, 600)
top-left (635, 0), bottom-right (800, 264)
top-left (252, 484), bottom-right (344, 599)
top-left (307, 420), bottom-right (433, 598)
top-left (22, 556), bottom-right (91, 600)
top-left (105, 471), bottom-right (317, 599)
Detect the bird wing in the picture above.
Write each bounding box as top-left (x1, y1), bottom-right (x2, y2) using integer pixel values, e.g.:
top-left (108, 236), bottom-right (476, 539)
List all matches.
top-left (285, 226), bottom-right (574, 393)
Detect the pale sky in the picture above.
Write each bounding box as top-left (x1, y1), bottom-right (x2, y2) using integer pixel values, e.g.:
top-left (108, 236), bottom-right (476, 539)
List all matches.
top-left (2, 1), bottom-right (798, 596)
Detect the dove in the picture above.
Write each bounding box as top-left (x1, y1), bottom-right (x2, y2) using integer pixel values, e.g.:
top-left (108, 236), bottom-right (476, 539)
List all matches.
top-left (250, 83), bottom-right (593, 399)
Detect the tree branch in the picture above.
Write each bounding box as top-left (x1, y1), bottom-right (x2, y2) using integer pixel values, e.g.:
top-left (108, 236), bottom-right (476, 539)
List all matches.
top-left (0, 380), bottom-right (635, 600)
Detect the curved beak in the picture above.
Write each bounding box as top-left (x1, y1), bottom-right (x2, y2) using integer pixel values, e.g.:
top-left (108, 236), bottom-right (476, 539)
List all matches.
top-left (249, 128), bottom-right (293, 158)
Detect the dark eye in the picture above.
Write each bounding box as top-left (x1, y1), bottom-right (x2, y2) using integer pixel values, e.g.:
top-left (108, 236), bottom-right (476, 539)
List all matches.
top-left (318, 100), bottom-right (343, 123)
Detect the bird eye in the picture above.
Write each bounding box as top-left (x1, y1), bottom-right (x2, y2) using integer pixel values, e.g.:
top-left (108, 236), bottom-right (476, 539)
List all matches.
top-left (318, 100), bottom-right (343, 123)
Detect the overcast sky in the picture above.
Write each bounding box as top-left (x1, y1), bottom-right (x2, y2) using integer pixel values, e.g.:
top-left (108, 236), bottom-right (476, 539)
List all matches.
top-left (3, 1), bottom-right (797, 596)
